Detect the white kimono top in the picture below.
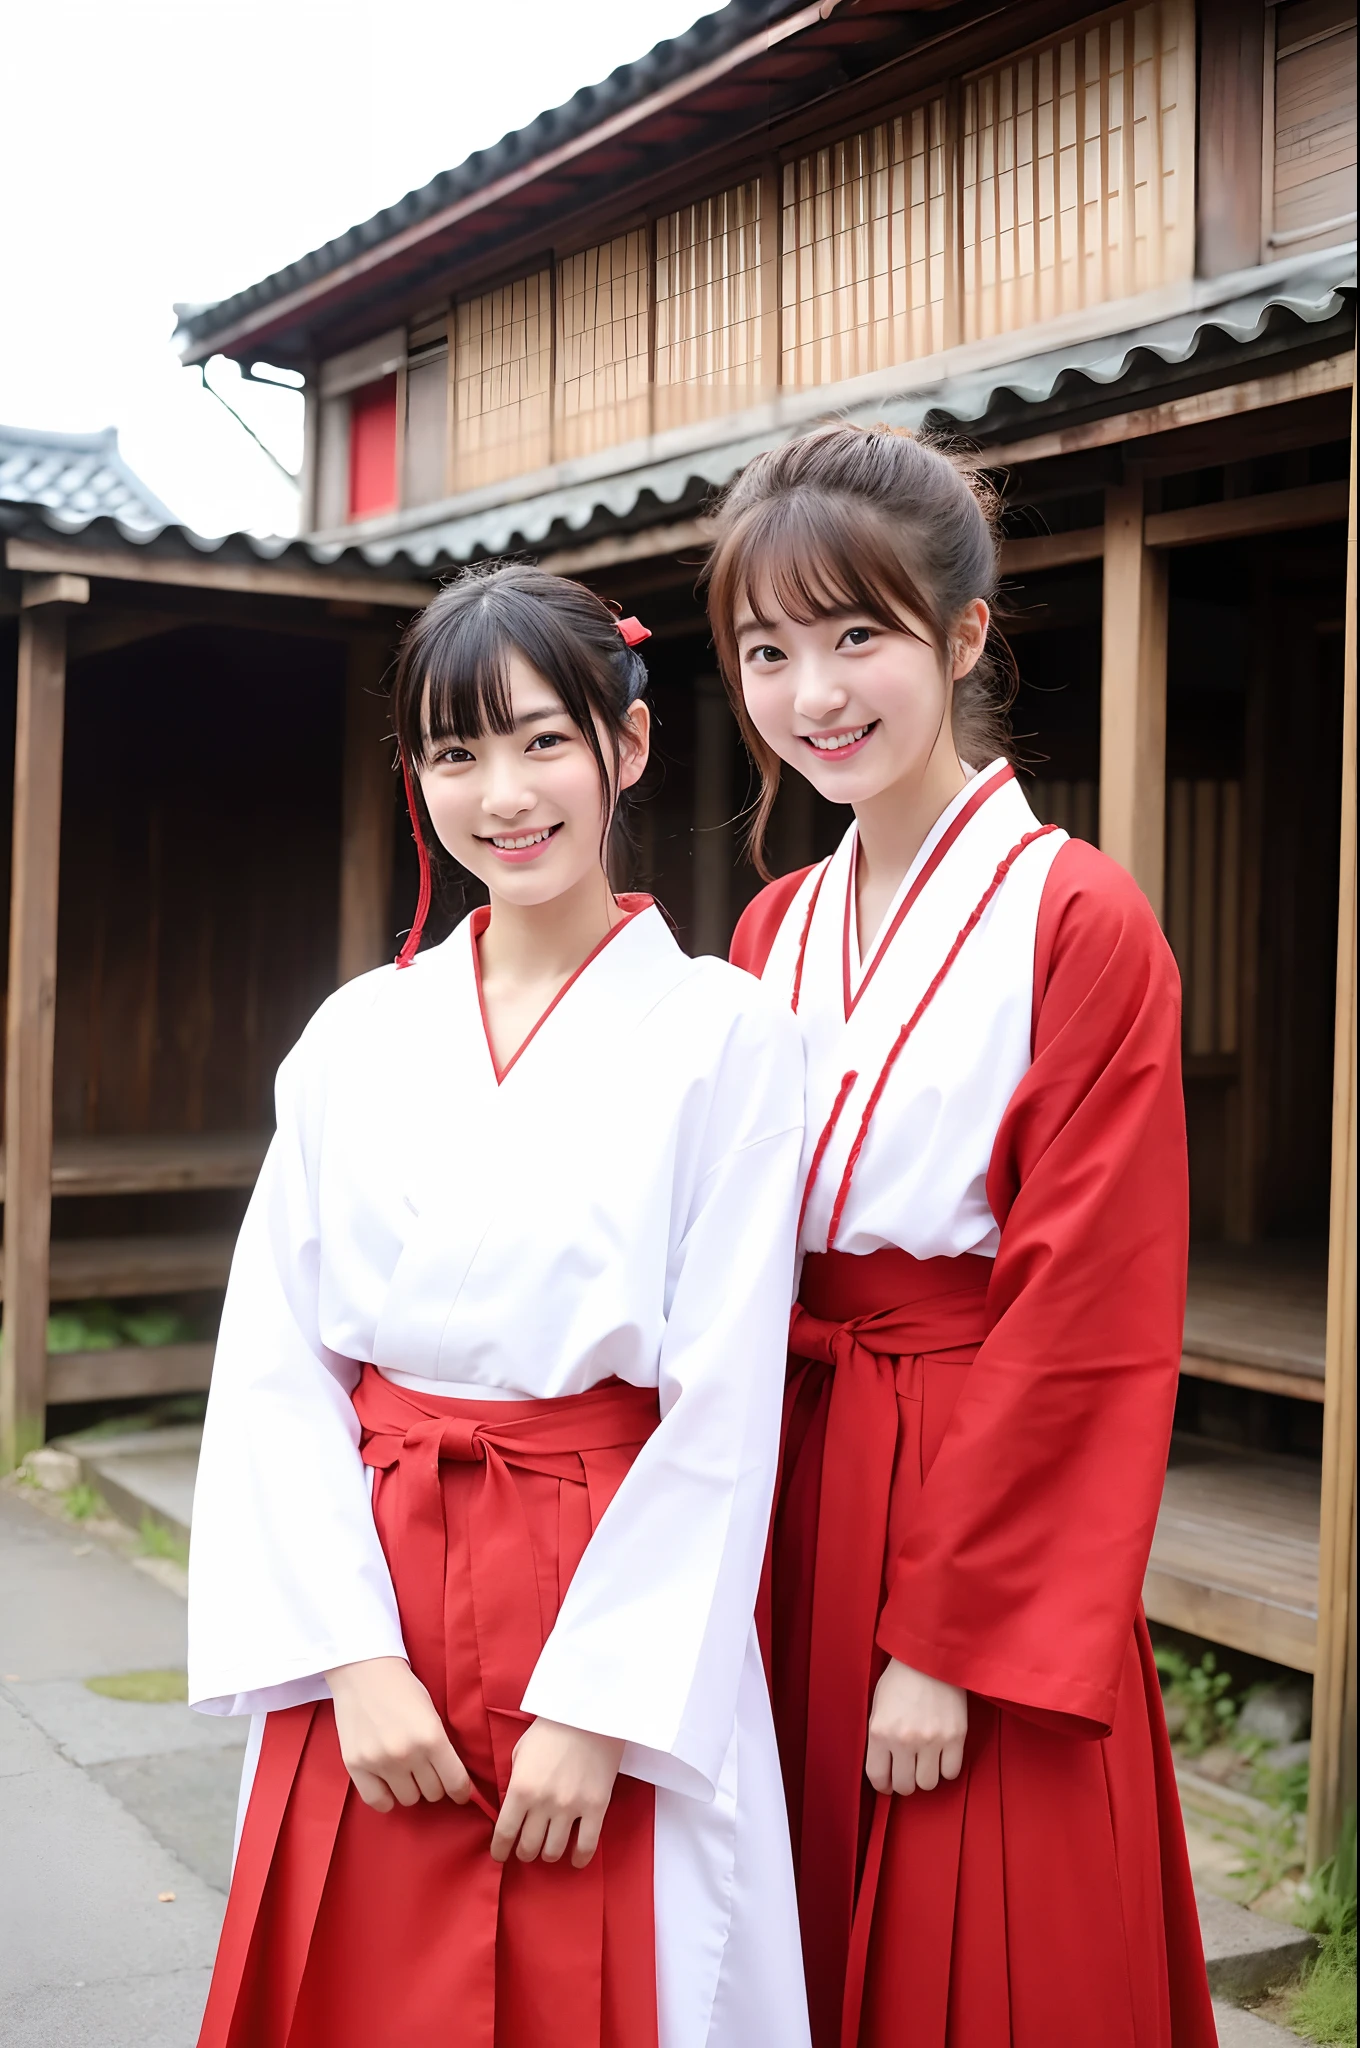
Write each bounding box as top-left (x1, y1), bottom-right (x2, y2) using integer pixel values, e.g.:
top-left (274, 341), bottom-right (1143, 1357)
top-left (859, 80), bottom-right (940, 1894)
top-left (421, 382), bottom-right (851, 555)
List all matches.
top-left (188, 900), bottom-right (812, 2048)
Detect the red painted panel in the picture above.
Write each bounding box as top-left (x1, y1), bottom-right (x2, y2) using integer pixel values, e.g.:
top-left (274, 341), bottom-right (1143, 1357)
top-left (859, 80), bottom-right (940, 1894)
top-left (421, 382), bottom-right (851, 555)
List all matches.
top-left (348, 376), bottom-right (398, 519)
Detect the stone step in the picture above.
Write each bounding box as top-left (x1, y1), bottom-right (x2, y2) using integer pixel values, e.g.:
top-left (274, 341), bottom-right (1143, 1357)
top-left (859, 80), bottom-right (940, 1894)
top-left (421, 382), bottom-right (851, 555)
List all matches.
top-left (54, 1425), bottom-right (201, 1548)
top-left (1212, 1998), bottom-right (1306, 2044)
top-left (1198, 1890), bottom-right (1316, 2003)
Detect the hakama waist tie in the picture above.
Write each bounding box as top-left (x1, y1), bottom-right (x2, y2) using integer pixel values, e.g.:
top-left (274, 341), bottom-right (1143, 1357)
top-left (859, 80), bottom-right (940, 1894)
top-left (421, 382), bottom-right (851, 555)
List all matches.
top-left (776, 1247), bottom-right (990, 2048)
top-left (198, 1367), bottom-right (661, 2048)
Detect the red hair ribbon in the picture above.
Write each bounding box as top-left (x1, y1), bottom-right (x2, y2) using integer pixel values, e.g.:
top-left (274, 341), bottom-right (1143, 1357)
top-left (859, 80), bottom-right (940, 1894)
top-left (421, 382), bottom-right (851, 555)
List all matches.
top-left (616, 616), bottom-right (650, 646)
top-left (395, 751), bottom-right (432, 969)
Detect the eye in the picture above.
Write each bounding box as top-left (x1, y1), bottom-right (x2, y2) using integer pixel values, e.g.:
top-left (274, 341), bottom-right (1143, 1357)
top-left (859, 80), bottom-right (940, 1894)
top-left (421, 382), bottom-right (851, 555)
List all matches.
top-left (430, 742), bottom-right (474, 765)
top-left (838, 626), bottom-right (874, 649)
top-left (744, 643), bottom-right (787, 666)
top-left (526, 731), bottom-right (568, 752)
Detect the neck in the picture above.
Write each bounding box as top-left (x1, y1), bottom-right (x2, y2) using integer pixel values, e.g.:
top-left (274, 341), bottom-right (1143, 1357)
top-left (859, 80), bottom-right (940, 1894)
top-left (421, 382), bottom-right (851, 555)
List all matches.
top-left (853, 729), bottom-right (969, 905)
top-left (478, 863), bottom-right (623, 992)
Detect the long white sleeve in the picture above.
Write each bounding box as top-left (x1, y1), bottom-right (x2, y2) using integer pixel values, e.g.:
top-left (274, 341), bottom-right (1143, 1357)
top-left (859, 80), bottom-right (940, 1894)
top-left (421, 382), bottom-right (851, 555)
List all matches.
top-left (520, 991), bottom-right (804, 1799)
top-left (187, 1009), bottom-right (407, 1716)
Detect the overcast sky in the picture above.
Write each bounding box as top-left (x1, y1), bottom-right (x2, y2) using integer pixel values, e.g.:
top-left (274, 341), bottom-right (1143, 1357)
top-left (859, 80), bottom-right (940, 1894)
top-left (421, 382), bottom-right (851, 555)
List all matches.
top-left (1, 0), bottom-right (711, 537)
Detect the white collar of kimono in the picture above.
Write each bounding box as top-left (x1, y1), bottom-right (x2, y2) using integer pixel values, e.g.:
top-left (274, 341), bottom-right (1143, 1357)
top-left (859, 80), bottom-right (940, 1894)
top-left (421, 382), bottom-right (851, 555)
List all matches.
top-left (837, 758), bottom-right (1015, 1017)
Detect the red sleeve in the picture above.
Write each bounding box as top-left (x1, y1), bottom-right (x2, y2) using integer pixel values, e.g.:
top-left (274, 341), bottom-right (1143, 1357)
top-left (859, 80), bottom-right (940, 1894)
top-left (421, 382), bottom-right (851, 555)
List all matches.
top-left (729, 868), bottom-right (814, 975)
top-left (875, 838), bottom-right (1187, 1736)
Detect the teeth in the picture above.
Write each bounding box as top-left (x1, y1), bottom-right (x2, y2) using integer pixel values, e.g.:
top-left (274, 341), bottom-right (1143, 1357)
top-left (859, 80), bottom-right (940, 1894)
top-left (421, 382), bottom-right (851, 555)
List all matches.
top-left (491, 828), bottom-right (554, 849)
top-left (807, 726), bottom-right (870, 752)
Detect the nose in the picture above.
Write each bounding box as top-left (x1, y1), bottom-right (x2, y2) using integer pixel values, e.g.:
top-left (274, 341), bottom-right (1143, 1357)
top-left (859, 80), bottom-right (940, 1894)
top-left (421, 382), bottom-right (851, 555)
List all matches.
top-left (481, 767), bottom-right (535, 823)
top-left (792, 658), bottom-right (850, 724)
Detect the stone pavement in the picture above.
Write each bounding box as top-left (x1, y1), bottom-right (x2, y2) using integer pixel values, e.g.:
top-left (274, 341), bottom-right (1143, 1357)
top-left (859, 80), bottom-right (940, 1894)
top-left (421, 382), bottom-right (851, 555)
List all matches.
top-left (0, 1481), bottom-right (242, 2047)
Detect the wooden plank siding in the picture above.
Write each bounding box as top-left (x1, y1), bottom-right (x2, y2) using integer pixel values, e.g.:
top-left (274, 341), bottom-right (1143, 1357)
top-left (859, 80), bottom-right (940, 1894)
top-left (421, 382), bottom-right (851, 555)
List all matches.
top-left (1268, 0), bottom-right (1358, 255)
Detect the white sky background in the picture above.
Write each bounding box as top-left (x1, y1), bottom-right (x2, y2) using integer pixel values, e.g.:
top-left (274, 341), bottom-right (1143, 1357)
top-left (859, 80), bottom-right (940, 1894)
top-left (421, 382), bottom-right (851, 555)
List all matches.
top-left (0, 0), bottom-right (712, 538)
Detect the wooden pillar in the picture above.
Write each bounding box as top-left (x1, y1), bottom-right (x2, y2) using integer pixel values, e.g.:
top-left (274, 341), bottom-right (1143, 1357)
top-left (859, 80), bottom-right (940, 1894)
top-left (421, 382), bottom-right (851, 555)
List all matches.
top-left (1307, 373), bottom-right (1358, 1870)
top-left (1100, 479), bottom-right (1169, 919)
top-left (337, 636), bottom-right (396, 984)
top-left (1, 574), bottom-right (86, 1470)
top-left (692, 674), bottom-right (735, 958)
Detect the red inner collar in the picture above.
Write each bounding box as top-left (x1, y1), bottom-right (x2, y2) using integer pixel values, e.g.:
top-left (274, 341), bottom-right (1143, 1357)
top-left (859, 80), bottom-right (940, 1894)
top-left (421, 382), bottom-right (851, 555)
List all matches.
top-left (471, 894), bottom-right (653, 1084)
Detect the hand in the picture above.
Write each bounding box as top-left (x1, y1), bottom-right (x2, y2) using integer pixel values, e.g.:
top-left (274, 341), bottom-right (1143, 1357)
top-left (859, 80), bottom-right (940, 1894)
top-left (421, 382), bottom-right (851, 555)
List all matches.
top-left (865, 1658), bottom-right (968, 1796)
top-left (490, 1718), bottom-right (624, 1869)
top-left (326, 1656), bottom-right (472, 1813)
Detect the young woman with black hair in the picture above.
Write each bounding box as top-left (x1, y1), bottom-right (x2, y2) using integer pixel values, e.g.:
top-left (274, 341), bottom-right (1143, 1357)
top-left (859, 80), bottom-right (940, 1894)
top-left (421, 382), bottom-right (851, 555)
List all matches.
top-left (189, 565), bottom-right (812, 2048)
top-left (711, 425), bottom-right (1216, 2048)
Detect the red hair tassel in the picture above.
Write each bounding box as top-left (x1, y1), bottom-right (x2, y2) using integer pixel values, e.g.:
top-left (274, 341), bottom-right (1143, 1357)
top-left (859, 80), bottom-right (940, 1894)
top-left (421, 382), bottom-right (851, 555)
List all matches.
top-left (395, 753), bottom-right (432, 968)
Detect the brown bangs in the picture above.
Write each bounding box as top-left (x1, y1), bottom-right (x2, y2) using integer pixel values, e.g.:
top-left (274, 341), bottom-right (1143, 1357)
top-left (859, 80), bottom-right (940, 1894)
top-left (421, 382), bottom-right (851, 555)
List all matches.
top-left (709, 489), bottom-right (948, 685)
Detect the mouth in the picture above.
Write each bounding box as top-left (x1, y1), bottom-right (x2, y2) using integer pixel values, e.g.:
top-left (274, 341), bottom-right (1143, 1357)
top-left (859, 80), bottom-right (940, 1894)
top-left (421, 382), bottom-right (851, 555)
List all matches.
top-left (478, 822), bottom-right (564, 864)
top-left (799, 722), bottom-right (878, 761)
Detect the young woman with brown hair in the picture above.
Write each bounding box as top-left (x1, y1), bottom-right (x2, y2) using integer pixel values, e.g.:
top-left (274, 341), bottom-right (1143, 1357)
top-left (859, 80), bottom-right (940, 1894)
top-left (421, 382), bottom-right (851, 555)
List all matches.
top-left (709, 425), bottom-right (1215, 2048)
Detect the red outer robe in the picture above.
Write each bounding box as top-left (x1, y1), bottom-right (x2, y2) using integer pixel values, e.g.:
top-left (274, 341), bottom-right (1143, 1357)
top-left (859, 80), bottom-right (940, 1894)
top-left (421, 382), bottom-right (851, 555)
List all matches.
top-left (732, 838), bottom-right (1215, 2048)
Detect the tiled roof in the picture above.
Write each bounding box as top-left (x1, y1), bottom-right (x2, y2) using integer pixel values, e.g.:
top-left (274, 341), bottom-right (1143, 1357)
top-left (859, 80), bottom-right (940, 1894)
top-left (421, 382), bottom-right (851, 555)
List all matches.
top-left (0, 425), bottom-right (175, 532)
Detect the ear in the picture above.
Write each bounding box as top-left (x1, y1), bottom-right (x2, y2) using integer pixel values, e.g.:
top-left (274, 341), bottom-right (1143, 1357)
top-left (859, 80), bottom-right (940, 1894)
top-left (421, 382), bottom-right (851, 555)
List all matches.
top-left (617, 700), bottom-right (651, 792)
top-left (950, 599), bottom-right (990, 680)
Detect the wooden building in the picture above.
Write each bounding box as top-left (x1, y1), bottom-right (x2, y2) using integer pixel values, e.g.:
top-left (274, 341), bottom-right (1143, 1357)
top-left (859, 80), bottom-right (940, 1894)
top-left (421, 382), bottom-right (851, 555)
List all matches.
top-left (7, 0), bottom-right (1356, 1856)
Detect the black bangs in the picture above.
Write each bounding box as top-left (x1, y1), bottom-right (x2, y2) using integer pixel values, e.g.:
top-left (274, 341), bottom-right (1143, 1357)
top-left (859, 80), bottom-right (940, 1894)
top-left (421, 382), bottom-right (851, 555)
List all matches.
top-left (731, 491), bottom-right (946, 651)
top-left (416, 604), bottom-right (519, 754)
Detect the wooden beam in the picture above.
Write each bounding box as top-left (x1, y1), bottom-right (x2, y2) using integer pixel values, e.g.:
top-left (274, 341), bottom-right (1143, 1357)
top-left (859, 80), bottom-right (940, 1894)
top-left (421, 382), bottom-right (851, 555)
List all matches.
top-left (20, 574), bottom-right (89, 610)
top-left (1145, 480), bottom-right (1349, 549)
top-left (338, 639), bottom-right (397, 982)
top-left (1196, 0), bottom-right (1266, 277)
top-left (538, 518), bottom-right (716, 577)
top-left (1000, 527), bottom-right (1105, 574)
top-left (1100, 481), bottom-right (1169, 919)
top-left (4, 537), bottom-right (433, 611)
top-left (1308, 369), bottom-right (1358, 1872)
top-left (692, 673), bottom-right (735, 956)
top-left (46, 1342), bottom-right (214, 1407)
top-left (969, 353), bottom-right (1355, 474)
top-left (1, 602), bottom-right (68, 1468)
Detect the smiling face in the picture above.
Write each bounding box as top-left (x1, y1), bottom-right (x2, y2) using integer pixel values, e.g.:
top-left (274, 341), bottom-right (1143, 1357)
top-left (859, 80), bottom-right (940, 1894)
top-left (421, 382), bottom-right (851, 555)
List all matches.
top-left (417, 649), bottom-right (649, 909)
top-left (734, 589), bottom-right (988, 810)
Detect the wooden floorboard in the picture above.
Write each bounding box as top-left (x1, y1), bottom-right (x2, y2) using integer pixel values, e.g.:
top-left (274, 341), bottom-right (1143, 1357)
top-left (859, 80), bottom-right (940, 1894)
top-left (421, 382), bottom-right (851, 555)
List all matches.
top-left (5, 1232), bottom-right (237, 1302)
top-left (1182, 1244), bottom-right (1327, 1393)
top-left (46, 1342), bottom-right (215, 1405)
top-left (1146, 1436), bottom-right (1320, 1672)
top-left (0, 1130), bottom-right (270, 1199)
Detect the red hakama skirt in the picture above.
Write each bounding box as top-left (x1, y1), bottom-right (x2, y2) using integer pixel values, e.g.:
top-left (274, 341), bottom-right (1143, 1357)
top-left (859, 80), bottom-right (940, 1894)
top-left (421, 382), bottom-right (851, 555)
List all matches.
top-left (198, 1367), bottom-right (661, 2048)
top-left (771, 1249), bottom-right (1215, 2048)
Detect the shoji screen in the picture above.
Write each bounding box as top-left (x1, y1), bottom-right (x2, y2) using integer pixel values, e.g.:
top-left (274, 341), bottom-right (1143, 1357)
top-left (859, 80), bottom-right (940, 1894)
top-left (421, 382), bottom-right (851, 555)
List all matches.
top-left (654, 180), bottom-right (769, 430)
top-left (555, 232), bottom-right (649, 460)
top-left (452, 272), bottom-right (553, 492)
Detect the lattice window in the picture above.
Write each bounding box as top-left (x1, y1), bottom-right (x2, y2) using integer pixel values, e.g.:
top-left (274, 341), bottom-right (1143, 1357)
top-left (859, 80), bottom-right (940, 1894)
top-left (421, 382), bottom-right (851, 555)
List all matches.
top-left (452, 272), bottom-right (552, 492)
top-left (962, 2), bottom-right (1193, 341)
top-left (654, 180), bottom-right (768, 431)
top-left (1167, 778), bottom-right (1241, 1058)
top-left (555, 233), bottom-right (649, 461)
top-left (781, 105), bottom-right (947, 386)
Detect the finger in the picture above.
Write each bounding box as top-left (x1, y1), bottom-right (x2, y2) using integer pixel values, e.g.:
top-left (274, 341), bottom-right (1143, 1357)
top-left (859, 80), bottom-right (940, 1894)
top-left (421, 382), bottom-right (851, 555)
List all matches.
top-left (890, 1746), bottom-right (918, 1797)
top-left (940, 1734), bottom-right (967, 1783)
top-left (865, 1738), bottom-right (893, 1796)
top-left (516, 1805), bottom-right (551, 1863)
top-left (350, 1767), bottom-right (394, 1813)
top-left (387, 1766), bottom-right (423, 1809)
top-left (914, 1743), bottom-right (942, 1793)
top-left (434, 1739), bottom-right (472, 1804)
top-left (541, 1813), bottom-right (574, 1865)
top-left (412, 1757), bottom-right (447, 1804)
top-left (491, 1789), bottom-right (527, 1864)
top-left (572, 1807), bottom-right (605, 1869)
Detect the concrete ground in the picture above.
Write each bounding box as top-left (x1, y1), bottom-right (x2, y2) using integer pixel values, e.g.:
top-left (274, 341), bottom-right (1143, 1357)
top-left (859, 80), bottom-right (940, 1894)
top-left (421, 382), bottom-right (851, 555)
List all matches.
top-left (0, 1479), bottom-right (242, 2048)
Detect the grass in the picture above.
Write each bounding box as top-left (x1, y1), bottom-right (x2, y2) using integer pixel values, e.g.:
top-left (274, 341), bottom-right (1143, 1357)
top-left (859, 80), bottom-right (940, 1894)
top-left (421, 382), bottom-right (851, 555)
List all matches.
top-left (62, 1483), bottom-right (105, 1522)
top-left (138, 1514), bottom-right (189, 1569)
top-left (85, 1669), bottom-right (188, 1704)
top-left (1289, 1807), bottom-right (1358, 2047)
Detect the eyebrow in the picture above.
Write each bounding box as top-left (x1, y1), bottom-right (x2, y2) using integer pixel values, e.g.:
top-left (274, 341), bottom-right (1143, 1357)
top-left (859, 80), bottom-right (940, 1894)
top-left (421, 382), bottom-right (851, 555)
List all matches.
top-left (512, 703), bottom-right (569, 729)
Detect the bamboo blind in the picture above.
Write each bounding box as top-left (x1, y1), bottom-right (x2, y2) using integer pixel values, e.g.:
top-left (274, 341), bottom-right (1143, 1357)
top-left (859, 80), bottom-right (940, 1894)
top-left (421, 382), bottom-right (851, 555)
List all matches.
top-left (555, 232), bottom-right (650, 461)
top-left (1166, 777), bottom-right (1242, 1058)
top-left (654, 180), bottom-right (767, 430)
top-left (452, 272), bottom-right (552, 492)
top-left (961, 1), bottom-right (1193, 343)
top-left (781, 104), bottom-right (948, 386)
top-left (1030, 777), bottom-right (1099, 845)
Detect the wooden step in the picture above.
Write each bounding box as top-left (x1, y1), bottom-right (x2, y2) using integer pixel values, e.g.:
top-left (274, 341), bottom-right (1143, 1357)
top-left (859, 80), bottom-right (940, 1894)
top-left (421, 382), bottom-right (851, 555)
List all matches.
top-left (46, 1342), bottom-right (214, 1406)
top-left (0, 1130), bottom-right (270, 1200)
top-left (1181, 1244), bottom-right (1327, 1402)
top-left (0, 1232), bottom-right (236, 1302)
top-left (1145, 1436), bottom-right (1320, 1672)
